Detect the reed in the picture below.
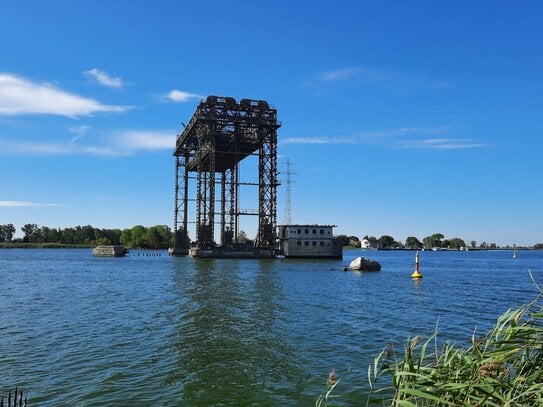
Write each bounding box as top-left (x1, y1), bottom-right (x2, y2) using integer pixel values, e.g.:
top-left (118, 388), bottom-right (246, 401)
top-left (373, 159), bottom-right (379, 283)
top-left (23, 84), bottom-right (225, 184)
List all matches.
top-left (368, 278), bottom-right (543, 406)
top-left (318, 272), bottom-right (543, 406)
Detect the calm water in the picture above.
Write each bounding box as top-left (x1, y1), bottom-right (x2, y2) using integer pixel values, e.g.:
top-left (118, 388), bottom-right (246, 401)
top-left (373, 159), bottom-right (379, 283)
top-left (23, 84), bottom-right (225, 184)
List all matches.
top-left (1, 249), bottom-right (542, 405)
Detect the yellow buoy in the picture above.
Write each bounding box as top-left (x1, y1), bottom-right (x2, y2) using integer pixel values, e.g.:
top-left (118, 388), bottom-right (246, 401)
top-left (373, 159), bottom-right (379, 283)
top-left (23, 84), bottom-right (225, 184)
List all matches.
top-left (411, 250), bottom-right (423, 279)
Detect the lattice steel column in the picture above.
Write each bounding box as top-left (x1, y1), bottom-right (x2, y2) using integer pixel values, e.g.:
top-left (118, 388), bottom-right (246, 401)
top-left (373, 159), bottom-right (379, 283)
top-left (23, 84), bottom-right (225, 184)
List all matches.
top-left (173, 155), bottom-right (180, 234)
top-left (257, 127), bottom-right (278, 247)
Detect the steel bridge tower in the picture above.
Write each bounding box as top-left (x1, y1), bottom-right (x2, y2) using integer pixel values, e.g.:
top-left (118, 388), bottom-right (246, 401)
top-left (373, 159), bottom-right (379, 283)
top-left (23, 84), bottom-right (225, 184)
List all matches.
top-left (172, 96), bottom-right (280, 256)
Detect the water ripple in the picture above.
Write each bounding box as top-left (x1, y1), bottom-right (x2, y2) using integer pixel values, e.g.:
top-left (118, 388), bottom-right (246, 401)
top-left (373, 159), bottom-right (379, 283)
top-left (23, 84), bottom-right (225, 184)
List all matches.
top-left (0, 249), bottom-right (541, 404)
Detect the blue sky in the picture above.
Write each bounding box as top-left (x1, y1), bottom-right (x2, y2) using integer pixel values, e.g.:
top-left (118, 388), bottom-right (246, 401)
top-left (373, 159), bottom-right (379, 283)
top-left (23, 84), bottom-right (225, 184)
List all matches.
top-left (1, 1), bottom-right (542, 246)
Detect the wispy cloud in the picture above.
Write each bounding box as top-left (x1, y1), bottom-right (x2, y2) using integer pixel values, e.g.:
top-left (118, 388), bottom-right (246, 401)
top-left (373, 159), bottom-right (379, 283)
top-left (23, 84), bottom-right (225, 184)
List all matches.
top-left (316, 65), bottom-right (454, 90)
top-left (166, 89), bottom-right (202, 103)
top-left (0, 129), bottom-right (176, 157)
top-left (319, 66), bottom-right (388, 82)
top-left (84, 68), bottom-right (124, 88)
top-left (80, 130), bottom-right (176, 156)
top-left (0, 73), bottom-right (129, 117)
top-left (0, 200), bottom-right (61, 207)
top-left (0, 139), bottom-right (73, 154)
top-left (281, 127), bottom-right (488, 151)
top-left (69, 125), bottom-right (91, 143)
top-left (115, 130), bottom-right (176, 151)
top-left (397, 138), bottom-right (488, 150)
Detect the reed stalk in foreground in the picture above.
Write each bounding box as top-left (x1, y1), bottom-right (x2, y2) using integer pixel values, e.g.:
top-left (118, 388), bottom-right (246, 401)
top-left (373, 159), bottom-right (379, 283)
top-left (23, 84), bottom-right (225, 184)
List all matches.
top-left (319, 273), bottom-right (543, 406)
top-left (368, 288), bottom-right (543, 405)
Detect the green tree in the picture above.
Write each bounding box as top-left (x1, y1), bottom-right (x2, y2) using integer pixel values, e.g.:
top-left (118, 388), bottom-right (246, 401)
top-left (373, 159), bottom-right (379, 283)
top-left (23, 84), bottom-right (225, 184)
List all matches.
top-left (153, 225), bottom-right (172, 247)
top-left (95, 237), bottom-right (112, 245)
top-left (120, 229), bottom-right (132, 247)
top-left (61, 227), bottom-right (76, 244)
top-left (533, 243), bottom-right (543, 250)
top-left (405, 236), bottom-right (422, 249)
top-left (130, 225), bottom-right (147, 247)
top-left (0, 224), bottom-right (16, 242)
top-left (237, 230), bottom-right (249, 243)
top-left (21, 223), bottom-right (40, 243)
top-left (449, 238), bottom-right (466, 249)
top-left (423, 233), bottom-right (444, 249)
top-left (335, 234), bottom-right (350, 247)
top-left (41, 226), bottom-right (61, 243)
top-left (143, 227), bottom-right (162, 249)
top-left (471, 240), bottom-right (477, 248)
top-left (379, 235), bottom-right (395, 248)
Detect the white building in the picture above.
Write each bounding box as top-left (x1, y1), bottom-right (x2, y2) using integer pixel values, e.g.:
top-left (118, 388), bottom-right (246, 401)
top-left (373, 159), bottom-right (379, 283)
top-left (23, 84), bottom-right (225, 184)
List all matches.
top-left (277, 224), bottom-right (342, 259)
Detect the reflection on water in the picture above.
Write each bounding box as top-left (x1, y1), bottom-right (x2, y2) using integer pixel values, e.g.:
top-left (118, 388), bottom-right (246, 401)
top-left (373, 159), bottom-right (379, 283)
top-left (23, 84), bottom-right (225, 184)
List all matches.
top-left (168, 258), bottom-right (303, 404)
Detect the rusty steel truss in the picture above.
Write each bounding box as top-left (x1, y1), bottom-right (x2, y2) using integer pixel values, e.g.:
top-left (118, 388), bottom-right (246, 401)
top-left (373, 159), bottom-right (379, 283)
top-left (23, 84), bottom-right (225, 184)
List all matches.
top-left (172, 96), bottom-right (280, 253)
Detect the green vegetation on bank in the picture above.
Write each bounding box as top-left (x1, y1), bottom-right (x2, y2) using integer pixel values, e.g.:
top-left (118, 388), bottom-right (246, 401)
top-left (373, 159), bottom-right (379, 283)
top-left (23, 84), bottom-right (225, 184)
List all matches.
top-left (318, 279), bottom-right (543, 406)
top-left (336, 232), bottom-right (543, 250)
top-left (0, 243), bottom-right (92, 249)
top-left (0, 223), bottom-right (173, 249)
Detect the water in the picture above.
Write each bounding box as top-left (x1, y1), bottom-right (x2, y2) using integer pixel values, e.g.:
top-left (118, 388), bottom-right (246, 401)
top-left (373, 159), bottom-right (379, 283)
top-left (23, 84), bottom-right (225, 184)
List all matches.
top-left (1, 249), bottom-right (542, 405)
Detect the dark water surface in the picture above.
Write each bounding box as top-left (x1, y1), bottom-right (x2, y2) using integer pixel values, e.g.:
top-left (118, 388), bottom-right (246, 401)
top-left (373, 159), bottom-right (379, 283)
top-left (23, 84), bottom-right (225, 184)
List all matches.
top-left (1, 249), bottom-right (542, 405)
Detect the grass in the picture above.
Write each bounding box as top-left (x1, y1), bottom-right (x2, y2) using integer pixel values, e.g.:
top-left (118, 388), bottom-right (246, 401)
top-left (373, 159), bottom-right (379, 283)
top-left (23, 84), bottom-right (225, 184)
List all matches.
top-left (318, 271), bottom-right (543, 406)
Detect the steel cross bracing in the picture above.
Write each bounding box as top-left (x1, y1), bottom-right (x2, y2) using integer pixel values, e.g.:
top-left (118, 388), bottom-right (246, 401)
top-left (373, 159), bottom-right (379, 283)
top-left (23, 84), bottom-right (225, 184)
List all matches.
top-left (172, 96), bottom-right (280, 252)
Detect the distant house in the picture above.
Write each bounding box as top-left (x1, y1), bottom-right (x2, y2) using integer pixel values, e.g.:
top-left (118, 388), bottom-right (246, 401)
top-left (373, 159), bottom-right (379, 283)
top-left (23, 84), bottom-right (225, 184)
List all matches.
top-left (361, 237), bottom-right (380, 249)
top-left (361, 238), bottom-right (372, 249)
top-left (278, 225), bottom-right (342, 259)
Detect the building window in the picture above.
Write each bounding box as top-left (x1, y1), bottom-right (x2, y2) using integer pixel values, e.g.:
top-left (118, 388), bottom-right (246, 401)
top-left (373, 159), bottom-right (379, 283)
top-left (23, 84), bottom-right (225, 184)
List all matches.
top-left (320, 229), bottom-right (324, 234)
top-left (304, 241), bottom-right (309, 246)
top-left (320, 241), bottom-right (324, 246)
top-left (297, 241), bottom-right (302, 246)
top-left (312, 229), bottom-right (316, 234)
top-left (328, 231), bottom-right (331, 234)
top-left (297, 229), bottom-right (301, 234)
top-left (312, 241), bottom-right (317, 246)
top-left (305, 229), bottom-right (309, 234)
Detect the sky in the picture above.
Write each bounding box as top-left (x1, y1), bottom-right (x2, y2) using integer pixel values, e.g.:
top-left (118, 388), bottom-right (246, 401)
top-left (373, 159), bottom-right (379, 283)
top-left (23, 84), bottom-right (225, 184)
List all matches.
top-left (1, 0), bottom-right (542, 246)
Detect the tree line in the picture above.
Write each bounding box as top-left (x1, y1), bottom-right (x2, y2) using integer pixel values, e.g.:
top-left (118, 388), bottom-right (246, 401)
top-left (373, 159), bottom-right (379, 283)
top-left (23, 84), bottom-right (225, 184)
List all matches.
top-left (335, 233), bottom-right (510, 250)
top-left (0, 223), bottom-right (173, 249)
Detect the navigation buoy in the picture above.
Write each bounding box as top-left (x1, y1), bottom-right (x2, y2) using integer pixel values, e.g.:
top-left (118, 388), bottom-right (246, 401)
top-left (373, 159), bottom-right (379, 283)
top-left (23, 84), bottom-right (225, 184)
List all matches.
top-left (411, 250), bottom-right (423, 279)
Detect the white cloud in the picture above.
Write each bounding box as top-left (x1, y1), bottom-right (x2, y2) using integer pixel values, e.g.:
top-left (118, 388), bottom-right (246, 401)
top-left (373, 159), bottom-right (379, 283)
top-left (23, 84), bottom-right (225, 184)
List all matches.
top-left (281, 127), bottom-right (487, 150)
top-left (84, 68), bottom-right (124, 88)
top-left (166, 89), bottom-right (201, 103)
top-left (0, 200), bottom-right (61, 207)
top-left (0, 73), bottom-right (129, 117)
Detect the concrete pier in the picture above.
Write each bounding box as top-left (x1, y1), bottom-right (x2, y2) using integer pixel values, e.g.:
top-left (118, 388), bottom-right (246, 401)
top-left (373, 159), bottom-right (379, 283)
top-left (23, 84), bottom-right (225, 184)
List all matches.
top-left (92, 245), bottom-right (127, 257)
